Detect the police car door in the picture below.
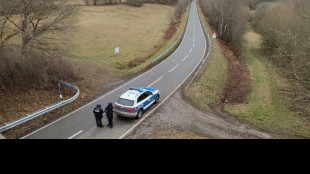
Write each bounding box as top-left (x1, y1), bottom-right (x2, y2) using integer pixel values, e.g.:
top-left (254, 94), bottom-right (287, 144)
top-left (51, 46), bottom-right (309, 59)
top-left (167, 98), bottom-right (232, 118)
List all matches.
top-left (137, 92), bottom-right (147, 109)
top-left (143, 91), bottom-right (153, 109)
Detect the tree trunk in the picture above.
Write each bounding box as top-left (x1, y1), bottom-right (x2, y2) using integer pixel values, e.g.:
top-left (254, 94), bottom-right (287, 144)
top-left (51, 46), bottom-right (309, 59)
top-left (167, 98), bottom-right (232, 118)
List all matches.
top-left (21, 0), bottom-right (31, 58)
top-left (0, 19), bottom-right (7, 43)
top-left (21, 34), bottom-right (29, 58)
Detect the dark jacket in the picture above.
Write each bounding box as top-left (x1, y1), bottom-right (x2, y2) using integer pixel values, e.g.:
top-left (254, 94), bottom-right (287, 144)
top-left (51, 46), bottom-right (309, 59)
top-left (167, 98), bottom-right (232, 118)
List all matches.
top-left (105, 104), bottom-right (114, 117)
top-left (93, 106), bottom-right (104, 118)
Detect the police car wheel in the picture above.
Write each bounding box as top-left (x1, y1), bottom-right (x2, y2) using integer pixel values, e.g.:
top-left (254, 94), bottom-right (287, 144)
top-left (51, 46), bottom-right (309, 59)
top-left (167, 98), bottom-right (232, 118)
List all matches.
top-left (155, 95), bottom-right (160, 104)
top-left (136, 109), bottom-right (143, 119)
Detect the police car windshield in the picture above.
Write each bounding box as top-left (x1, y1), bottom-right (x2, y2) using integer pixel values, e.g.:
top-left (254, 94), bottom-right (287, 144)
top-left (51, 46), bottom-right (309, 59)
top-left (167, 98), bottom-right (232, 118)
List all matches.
top-left (117, 98), bottom-right (134, 106)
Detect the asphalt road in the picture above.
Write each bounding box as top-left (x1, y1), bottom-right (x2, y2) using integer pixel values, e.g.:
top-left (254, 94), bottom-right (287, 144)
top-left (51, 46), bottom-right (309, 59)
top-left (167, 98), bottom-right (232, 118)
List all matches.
top-left (22, 0), bottom-right (208, 139)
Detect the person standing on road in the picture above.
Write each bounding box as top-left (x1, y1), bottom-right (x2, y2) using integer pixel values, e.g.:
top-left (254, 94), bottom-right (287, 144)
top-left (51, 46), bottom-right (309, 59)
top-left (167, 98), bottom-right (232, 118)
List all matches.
top-left (105, 102), bottom-right (114, 128)
top-left (93, 103), bottom-right (104, 128)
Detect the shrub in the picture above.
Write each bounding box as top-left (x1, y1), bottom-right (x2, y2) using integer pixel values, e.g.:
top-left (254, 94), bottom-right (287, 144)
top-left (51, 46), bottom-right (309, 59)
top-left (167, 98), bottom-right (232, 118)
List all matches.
top-left (127, 0), bottom-right (144, 7)
top-left (0, 47), bottom-right (76, 92)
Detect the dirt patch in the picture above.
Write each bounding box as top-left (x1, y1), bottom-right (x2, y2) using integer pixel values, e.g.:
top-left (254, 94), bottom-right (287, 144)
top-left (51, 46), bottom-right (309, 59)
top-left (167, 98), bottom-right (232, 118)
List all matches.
top-left (221, 41), bottom-right (252, 104)
top-left (150, 128), bottom-right (206, 139)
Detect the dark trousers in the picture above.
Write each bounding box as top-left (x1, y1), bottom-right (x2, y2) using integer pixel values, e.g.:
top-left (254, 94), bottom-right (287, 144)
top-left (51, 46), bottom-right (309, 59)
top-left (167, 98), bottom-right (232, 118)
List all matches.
top-left (107, 115), bottom-right (113, 127)
top-left (95, 116), bottom-right (103, 127)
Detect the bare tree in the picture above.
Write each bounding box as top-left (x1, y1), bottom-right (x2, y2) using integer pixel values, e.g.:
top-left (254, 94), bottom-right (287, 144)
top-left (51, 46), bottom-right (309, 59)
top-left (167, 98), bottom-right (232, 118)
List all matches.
top-left (200, 0), bottom-right (247, 55)
top-left (0, 0), bottom-right (21, 47)
top-left (174, 0), bottom-right (188, 23)
top-left (167, 9), bottom-right (175, 27)
top-left (257, 0), bottom-right (310, 83)
top-left (0, 0), bottom-right (78, 57)
top-left (255, 0), bottom-right (310, 115)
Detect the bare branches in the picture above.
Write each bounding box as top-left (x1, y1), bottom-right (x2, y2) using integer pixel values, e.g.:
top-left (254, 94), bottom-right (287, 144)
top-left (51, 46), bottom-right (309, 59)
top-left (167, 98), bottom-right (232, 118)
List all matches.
top-left (200, 0), bottom-right (248, 56)
top-left (253, 0), bottom-right (310, 116)
top-left (0, 0), bottom-right (78, 56)
top-left (174, 0), bottom-right (188, 23)
top-left (257, 0), bottom-right (310, 85)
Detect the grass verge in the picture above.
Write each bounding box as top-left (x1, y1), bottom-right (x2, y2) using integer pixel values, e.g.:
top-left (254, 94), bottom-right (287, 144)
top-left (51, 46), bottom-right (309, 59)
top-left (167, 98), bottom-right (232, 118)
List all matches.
top-left (184, 5), bottom-right (228, 112)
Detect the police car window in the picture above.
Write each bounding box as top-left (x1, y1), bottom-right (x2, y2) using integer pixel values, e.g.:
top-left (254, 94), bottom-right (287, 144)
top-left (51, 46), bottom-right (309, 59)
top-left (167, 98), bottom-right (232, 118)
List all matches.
top-left (117, 98), bottom-right (134, 106)
top-left (143, 93), bottom-right (149, 99)
top-left (145, 91), bottom-right (152, 96)
top-left (138, 93), bottom-right (147, 103)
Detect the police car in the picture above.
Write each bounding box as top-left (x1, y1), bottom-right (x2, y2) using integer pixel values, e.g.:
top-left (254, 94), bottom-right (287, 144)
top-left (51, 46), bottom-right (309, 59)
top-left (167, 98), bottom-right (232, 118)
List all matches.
top-left (114, 87), bottom-right (160, 119)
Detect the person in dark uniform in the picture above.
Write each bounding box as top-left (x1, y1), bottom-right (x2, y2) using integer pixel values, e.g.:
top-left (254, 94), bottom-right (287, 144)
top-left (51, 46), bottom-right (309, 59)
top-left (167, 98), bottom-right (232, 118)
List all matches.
top-left (93, 103), bottom-right (104, 128)
top-left (105, 102), bottom-right (114, 128)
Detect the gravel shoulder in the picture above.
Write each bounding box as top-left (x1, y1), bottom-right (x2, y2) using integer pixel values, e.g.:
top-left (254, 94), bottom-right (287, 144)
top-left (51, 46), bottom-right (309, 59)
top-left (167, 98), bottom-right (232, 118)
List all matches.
top-left (125, 89), bottom-right (272, 139)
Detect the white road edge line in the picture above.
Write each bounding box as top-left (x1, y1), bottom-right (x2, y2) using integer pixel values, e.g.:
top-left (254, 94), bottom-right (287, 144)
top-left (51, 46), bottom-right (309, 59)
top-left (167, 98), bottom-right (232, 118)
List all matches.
top-left (119, 0), bottom-right (209, 139)
top-left (189, 48), bottom-right (193, 53)
top-left (68, 130), bottom-right (83, 139)
top-left (147, 76), bottom-right (163, 88)
top-left (168, 64), bottom-right (179, 73)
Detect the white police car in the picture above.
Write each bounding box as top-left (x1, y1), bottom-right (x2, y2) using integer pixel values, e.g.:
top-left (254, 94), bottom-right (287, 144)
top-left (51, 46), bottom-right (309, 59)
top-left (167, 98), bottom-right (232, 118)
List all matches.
top-left (114, 87), bottom-right (160, 119)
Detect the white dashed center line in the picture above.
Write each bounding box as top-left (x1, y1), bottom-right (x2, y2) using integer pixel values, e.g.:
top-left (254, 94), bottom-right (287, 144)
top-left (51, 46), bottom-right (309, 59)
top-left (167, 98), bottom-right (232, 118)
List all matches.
top-left (182, 55), bottom-right (189, 61)
top-left (148, 76), bottom-right (163, 88)
top-left (168, 64), bottom-right (179, 73)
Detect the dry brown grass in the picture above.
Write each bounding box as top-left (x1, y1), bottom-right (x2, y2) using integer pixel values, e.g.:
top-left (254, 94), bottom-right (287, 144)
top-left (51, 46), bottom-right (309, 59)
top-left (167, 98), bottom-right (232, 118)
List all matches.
top-left (66, 0), bottom-right (88, 5)
top-left (0, 85), bottom-right (75, 125)
top-left (70, 4), bottom-right (174, 72)
top-left (3, 3), bottom-right (174, 73)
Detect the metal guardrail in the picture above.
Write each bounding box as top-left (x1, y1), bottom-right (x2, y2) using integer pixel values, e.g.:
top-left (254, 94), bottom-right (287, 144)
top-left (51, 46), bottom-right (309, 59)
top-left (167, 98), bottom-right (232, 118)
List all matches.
top-left (188, 2), bottom-right (212, 86)
top-left (0, 80), bottom-right (80, 133)
top-left (151, 7), bottom-right (190, 64)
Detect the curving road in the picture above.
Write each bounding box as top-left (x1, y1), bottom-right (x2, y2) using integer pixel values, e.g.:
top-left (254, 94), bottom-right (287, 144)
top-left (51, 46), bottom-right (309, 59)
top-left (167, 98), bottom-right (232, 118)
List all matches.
top-left (22, 0), bottom-right (208, 139)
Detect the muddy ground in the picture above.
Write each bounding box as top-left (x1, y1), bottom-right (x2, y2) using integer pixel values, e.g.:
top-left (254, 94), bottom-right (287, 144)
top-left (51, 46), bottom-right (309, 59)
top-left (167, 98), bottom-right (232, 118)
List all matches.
top-left (125, 89), bottom-right (272, 139)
